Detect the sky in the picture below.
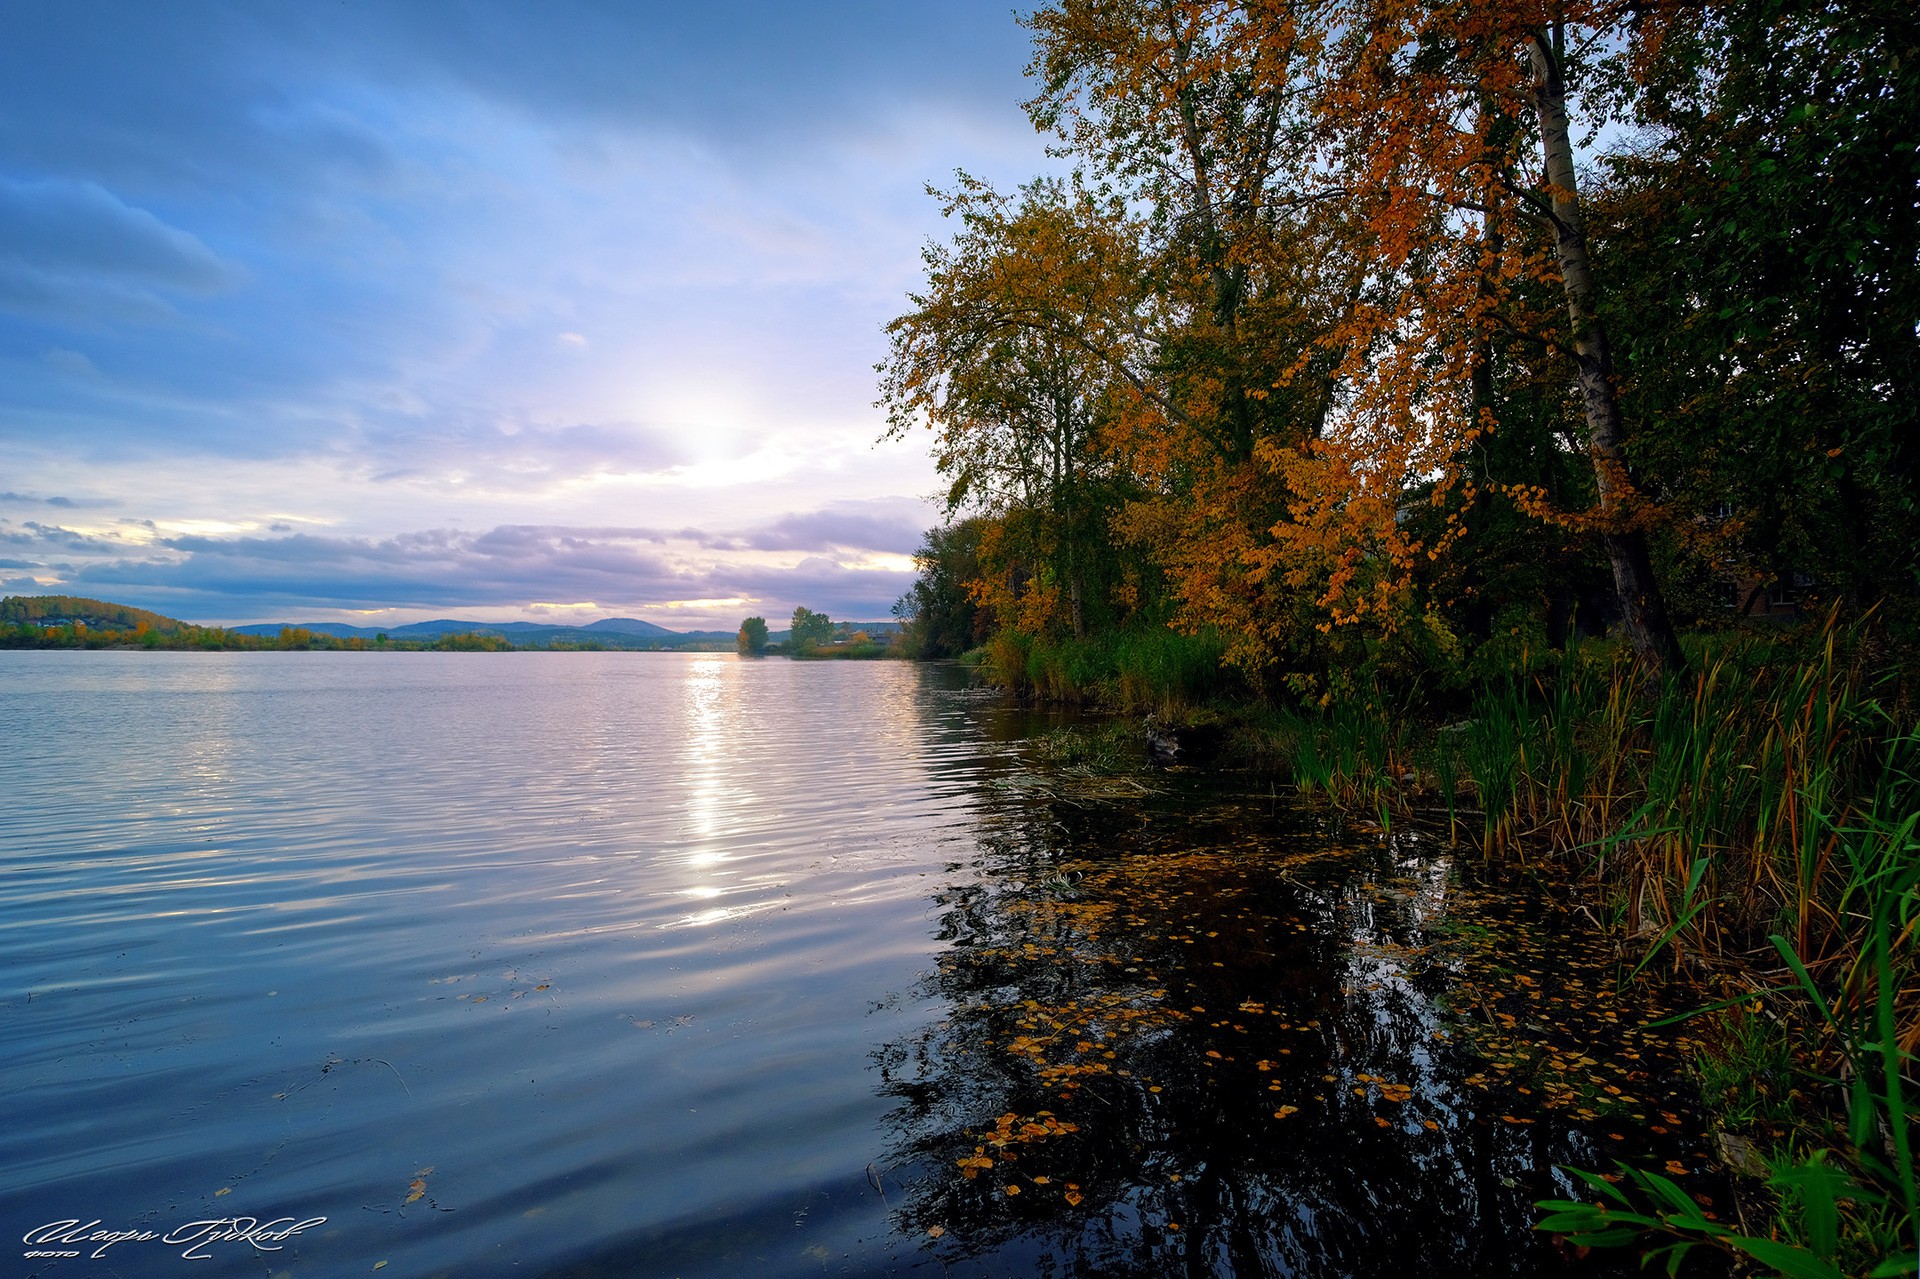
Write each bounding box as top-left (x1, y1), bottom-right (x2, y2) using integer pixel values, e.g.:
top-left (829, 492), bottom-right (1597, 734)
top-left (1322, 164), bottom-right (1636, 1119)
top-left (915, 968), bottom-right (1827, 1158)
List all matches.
top-left (0, 1), bottom-right (1049, 629)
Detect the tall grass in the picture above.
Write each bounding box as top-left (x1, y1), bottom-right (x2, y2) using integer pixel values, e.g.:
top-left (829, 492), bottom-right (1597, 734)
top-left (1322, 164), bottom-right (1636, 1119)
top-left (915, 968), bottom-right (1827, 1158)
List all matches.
top-left (1279, 613), bottom-right (1916, 1270)
top-left (986, 627), bottom-right (1232, 714)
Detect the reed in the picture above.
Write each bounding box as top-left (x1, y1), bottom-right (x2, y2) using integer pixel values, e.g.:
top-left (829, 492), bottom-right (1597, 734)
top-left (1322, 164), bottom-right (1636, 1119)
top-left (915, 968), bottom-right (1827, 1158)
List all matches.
top-left (1287, 611), bottom-right (1916, 1270)
top-left (986, 627), bottom-right (1232, 715)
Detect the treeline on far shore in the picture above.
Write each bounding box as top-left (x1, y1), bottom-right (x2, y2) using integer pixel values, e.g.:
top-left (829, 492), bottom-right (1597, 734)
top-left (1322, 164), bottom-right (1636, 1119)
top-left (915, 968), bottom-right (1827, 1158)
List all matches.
top-left (0, 619), bottom-right (525, 651)
top-left (0, 597), bottom-right (731, 653)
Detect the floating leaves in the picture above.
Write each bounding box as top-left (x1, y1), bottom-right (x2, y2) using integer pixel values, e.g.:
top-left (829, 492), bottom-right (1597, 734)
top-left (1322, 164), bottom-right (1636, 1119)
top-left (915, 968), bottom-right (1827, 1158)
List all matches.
top-left (886, 771), bottom-right (1719, 1265)
top-left (955, 1152), bottom-right (994, 1179)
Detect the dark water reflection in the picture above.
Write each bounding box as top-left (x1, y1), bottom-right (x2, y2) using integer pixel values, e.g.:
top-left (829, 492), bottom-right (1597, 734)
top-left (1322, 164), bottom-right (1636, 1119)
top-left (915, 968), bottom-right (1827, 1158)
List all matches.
top-left (0, 653), bottom-right (1714, 1278)
top-left (873, 775), bottom-right (1711, 1278)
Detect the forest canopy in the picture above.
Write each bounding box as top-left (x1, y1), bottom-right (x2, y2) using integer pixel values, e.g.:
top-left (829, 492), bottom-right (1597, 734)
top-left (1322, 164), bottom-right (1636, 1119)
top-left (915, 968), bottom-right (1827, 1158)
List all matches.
top-left (883, 0), bottom-right (1918, 686)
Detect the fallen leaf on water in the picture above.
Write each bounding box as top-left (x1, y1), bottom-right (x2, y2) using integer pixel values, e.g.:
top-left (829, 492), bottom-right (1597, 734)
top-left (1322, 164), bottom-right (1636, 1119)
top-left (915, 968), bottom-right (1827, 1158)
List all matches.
top-left (1273, 1106), bottom-right (1299, 1118)
top-left (1004, 1184), bottom-right (1020, 1196)
top-left (926, 1226), bottom-right (945, 1238)
top-left (214, 1188), bottom-right (230, 1197)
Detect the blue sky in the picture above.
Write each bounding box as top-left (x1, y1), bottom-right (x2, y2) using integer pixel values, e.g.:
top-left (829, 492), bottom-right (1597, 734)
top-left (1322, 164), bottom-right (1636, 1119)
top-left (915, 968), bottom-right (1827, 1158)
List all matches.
top-left (0, 1), bottom-right (1046, 628)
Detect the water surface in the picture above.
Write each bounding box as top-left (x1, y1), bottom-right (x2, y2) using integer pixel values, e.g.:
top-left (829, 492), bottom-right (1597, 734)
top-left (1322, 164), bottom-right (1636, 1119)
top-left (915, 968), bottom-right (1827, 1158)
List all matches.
top-left (0, 652), bottom-right (1713, 1277)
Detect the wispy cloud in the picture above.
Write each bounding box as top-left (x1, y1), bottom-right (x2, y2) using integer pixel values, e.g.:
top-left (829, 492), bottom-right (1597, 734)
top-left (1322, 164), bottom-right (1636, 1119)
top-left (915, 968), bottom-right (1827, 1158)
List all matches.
top-left (0, 2), bottom-right (1038, 620)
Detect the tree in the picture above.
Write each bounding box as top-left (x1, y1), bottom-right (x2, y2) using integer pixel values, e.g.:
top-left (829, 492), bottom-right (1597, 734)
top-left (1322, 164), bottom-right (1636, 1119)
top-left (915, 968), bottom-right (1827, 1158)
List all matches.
top-left (736, 616), bottom-right (769, 656)
top-left (882, 177), bottom-right (1148, 641)
top-left (1597, 0), bottom-right (1920, 619)
top-left (1020, 0), bottom-right (1696, 673)
top-left (789, 606), bottom-right (833, 655)
top-left (893, 520), bottom-right (994, 659)
top-left (1022, 4), bottom-right (1367, 669)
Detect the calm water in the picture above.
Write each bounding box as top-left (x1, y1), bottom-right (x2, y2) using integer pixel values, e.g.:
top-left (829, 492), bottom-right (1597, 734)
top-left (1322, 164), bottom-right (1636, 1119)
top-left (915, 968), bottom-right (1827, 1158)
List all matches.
top-left (0, 652), bottom-right (1712, 1278)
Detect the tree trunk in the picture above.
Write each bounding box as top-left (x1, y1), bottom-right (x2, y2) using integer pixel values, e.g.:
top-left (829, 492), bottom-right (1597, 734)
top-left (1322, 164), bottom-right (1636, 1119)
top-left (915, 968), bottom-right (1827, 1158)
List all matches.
top-left (1528, 25), bottom-right (1687, 676)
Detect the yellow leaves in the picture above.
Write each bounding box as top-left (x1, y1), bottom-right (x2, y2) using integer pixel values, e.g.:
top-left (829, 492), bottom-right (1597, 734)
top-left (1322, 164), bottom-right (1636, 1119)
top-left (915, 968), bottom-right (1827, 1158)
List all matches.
top-left (1004, 1184), bottom-right (1021, 1196)
top-left (926, 1225), bottom-right (946, 1238)
top-left (956, 1152), bottom-right (995, 1179)
top-left (1273, 1105), bottom-right (1299, 1118)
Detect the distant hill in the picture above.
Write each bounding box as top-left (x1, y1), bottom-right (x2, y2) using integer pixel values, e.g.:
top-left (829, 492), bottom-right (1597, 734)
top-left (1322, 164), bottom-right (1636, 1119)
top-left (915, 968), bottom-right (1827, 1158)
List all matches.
top-left (0, 594), bottom-right (188, 632)
top-left (583, 617), bottom-right (676, 636)
top-left (224, 616), bottom-right (736, 647)
top-left (3, 594), bottom-right (897, 650)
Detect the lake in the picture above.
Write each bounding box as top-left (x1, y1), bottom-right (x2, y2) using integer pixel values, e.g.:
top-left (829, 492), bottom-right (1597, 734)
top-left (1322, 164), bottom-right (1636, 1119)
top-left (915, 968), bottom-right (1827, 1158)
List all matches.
top-left (0, 652), bottom-right (1716, 1277)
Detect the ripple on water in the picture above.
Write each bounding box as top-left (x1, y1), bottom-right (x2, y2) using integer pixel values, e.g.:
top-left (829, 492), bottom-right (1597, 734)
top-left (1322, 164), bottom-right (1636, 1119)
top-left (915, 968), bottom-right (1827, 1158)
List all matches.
top-left (0, 652), bottom-right (1706, 1278)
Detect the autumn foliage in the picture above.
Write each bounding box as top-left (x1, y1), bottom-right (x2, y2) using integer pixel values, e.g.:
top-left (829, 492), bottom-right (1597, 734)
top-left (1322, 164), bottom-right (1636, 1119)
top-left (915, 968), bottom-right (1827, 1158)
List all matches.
top-left (884, 0), bottom-right (1919, 689)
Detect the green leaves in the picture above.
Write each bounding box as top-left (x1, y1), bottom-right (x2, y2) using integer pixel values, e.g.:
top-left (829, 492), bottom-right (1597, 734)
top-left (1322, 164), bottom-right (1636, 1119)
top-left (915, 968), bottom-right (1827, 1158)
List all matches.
top-left (1537, 1161), bottom-right (1851, 1279)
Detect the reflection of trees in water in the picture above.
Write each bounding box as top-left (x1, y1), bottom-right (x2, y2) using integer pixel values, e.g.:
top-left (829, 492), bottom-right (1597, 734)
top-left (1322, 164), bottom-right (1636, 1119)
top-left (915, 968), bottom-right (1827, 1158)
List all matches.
top-left (874, 776), bottom-right (1639, 1278)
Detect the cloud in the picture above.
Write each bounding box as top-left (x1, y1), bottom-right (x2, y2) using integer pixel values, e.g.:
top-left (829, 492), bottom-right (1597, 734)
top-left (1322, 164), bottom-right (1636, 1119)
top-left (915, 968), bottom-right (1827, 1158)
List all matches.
top-left (1, 491), bottom-right (113, 509)
top-left (41, 348), bottom-right (101, 377)
top-left (716, 555), bottom-right (915, 622)
top-left (0, 260), bottom-right (187, 327)
top-left (0, 521), bottom-right (134, 552)
top-left (38, 516), bottom-right (915, 625)
top-left (75, 525), bottom-right (694, 613)
top-left (738, 498), bottom-right (928, 554)
top-left (0, 177), bottom-right (241, 292)
top-left (0, 2), bottom-right (1032, 622)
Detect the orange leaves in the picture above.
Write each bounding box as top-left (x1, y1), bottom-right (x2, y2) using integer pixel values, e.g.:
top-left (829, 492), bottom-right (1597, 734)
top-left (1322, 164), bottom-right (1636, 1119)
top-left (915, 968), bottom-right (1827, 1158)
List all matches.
top-left (982, 1111), bottom-right (1081, 1149)
top-left (955, 1152), bottom-right (995, 1179)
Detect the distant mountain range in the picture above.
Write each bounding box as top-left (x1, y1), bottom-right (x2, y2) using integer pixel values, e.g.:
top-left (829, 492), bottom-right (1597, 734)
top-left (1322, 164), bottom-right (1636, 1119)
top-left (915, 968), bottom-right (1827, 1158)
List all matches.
top-left (3, 594), bottom-right (901, 650)
top-left (223, 615), bottom-right (728, 643)
top-left (227, 614), bottom-right (698, 633)
top-left (225, 615), bottom-right (901, 647)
